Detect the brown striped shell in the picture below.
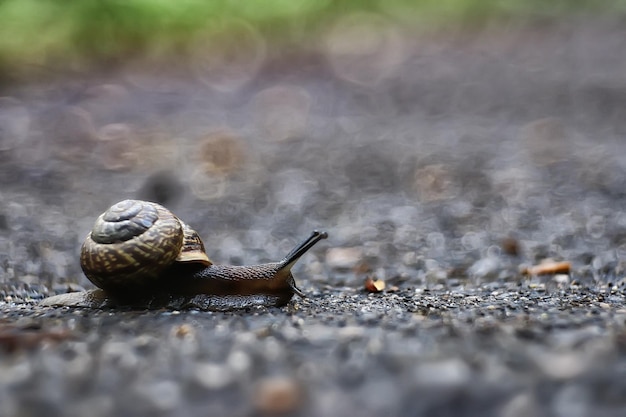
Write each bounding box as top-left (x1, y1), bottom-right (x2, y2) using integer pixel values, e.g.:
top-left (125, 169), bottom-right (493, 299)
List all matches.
top-left (79, 200), bottom-right (211, 293)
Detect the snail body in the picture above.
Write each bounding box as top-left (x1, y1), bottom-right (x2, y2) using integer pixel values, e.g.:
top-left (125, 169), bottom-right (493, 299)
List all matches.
top-left (42, 200), bottom-right (327, 311)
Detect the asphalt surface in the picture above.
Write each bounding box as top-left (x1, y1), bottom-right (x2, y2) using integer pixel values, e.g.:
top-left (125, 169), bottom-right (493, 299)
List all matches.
top-left (1, 18), bottom-right (626, 417)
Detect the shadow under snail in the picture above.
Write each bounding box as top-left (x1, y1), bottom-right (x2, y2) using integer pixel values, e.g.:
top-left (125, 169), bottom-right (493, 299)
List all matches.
top-left (41, 199), bottom-right (328, 311)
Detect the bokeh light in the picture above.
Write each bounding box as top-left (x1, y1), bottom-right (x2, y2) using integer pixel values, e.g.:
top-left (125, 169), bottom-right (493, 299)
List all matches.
top-left (252, 85), bottom-right (311, 142)
top-left (1, 2), bottom-right (626, 414)
top-left (191, 19), bottom-right (266, 92)
top-left (323, 12), bottom-right (406, 86)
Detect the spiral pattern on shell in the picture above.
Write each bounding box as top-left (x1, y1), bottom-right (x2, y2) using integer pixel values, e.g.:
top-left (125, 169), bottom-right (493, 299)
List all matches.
top-left (80, 200), bottom-right (184, 293)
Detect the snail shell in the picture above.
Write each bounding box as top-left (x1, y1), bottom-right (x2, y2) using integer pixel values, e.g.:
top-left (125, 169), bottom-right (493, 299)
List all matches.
top-left (42, 199), bottom-right (328, 311)
top-left (80, 199), bottom-right (211, 293)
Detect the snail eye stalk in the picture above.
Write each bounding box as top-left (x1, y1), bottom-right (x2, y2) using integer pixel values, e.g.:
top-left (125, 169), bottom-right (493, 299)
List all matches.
top-left (281, 230), bottom-right (328, 270)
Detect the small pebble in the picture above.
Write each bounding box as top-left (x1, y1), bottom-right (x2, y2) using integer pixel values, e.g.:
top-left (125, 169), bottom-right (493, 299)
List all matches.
top-left (413, 358), bottom-right (471, 388)
top-left (193, 363), bottom-right (234, 390)
top-left (253, 376), bottom-right (303, 415)
top-left (135, 380), bottom-right (181, 412)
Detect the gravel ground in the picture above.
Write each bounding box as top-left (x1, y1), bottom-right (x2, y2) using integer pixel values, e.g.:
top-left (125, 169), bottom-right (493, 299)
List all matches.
top-left (1, 18), bottom-right (626, 417)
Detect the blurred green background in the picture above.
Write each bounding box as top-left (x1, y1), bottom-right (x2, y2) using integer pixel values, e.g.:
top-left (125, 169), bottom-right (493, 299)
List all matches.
top-left (1, 0), bottom-right (625, 79)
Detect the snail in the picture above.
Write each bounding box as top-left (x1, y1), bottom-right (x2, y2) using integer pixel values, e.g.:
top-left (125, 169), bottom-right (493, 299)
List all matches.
top-left (41, 199), bottom-right (328, 311)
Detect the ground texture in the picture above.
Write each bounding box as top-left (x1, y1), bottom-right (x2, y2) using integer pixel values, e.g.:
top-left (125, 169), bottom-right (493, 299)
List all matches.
top-left (1, 18), bottom-right (625, 417)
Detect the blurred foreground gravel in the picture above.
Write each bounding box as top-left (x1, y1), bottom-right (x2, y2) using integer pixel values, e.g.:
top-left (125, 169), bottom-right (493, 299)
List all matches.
top-left (1, 19), bottom-right (626, 417)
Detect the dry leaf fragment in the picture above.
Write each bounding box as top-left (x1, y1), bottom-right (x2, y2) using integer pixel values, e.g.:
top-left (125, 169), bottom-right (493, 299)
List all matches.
top-left (364, 276), bottom-right (386, 293)
top-left (522, 261), bottom-right (571, 276)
